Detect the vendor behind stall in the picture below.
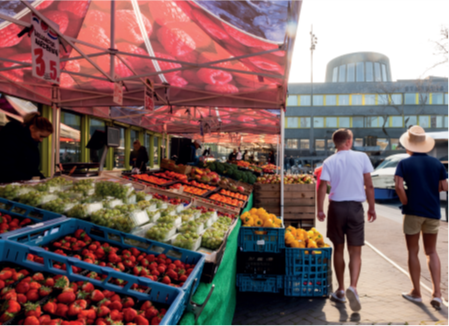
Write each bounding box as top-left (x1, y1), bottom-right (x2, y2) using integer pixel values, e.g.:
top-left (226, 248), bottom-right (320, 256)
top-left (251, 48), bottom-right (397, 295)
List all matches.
top-left (129, 140), bottom-right (149, 173)
top-left (0, 112), bottom-right (53, 183)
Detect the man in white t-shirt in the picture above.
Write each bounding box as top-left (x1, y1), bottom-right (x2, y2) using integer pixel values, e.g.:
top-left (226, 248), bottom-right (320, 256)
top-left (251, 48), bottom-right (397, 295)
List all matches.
top-left (317, 129), bottom-right (376, 312)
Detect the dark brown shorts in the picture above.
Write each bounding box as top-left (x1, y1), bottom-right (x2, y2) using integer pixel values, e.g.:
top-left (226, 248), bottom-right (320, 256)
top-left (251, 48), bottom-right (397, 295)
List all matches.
top-left (327, 201), bottom-right (365, 246)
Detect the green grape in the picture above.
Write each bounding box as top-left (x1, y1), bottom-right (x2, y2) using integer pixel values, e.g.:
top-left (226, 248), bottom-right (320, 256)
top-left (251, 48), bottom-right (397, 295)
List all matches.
top-left (145, 223), bottom-right (174, 241)
top-left (173, 232), bottom-right (200, 250)
top-left (217, 217), bottom-right (232, 226)
top-left (0, 184), bottom-right (20, 200)
top-left (178, 220), bottom-right (201, 234)
top-left (95, 181), bottom-right (129, 200)
top-left (157, 214), bottom-right (178, 224)
top-left (116, 204), bottom-right (137, 214)
top-left (71, 183), bottom-right (94, 196)
top-left (33, 183), bottom-right (50, 192)
top-left (18, 191), bottom-right (42, 207)
top-left (201, 228), bottom-right (225, 250)
top-left (181, 214), bottom-right (194, 223)
top-left (42, 198), bottom-right (76, 214)
top-left (159, 207), bottom-right (175, 217)
top-left (46, 177), bottom-right (73, 187)
top-left (67, 204), bottom-right (89, 219)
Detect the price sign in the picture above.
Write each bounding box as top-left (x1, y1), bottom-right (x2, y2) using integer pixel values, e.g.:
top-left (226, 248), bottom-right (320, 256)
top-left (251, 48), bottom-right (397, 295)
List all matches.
top-left (31, 13), bottom-right (60, 84)
top-left (144, 88), bottom-right (154, 112)
top-left (113, 82), bottom-right (123, 105)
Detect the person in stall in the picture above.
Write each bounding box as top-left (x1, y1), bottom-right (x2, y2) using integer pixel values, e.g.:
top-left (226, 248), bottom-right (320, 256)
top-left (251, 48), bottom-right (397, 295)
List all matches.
top-left (190, 140), bottom-right (201, 165)
top-left (236, 147), bottom-right (243, 161)
top-left (268, 151), bottom-right (275, 164)
top-left (228, 148), bottom-right (237, 162)
top-left (242, 150), bottom-right (249, 161)
top-left (202, 147), bottom-right (211, 157)
top-left (0, 112), bottom-right (53, 183)
top-left (129, 140), bottom-right (149, 173)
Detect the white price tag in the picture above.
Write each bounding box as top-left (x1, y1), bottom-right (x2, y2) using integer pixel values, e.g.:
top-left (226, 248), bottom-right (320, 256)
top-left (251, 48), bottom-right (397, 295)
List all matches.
top-left (31, 13), bottom-right (60, 84)
top-left (256, 240), bottom-right (265, 246)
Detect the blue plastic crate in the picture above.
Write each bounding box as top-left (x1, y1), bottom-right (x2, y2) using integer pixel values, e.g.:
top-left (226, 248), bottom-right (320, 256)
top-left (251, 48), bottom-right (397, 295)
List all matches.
top-left (285, 247), bottom-right (332, 276)
top-left (236, 274), bottom-right (283, 293)
top-left (0, 198), bottom-right (66, 237)
top-left (1, 218), bottom-right (205, 309)
top-left (284, 273), bottom-right (331, 297)
top-left (0, 240), bottom-right (185, 325)
top-left (238, 225), bottom-right (285, 253)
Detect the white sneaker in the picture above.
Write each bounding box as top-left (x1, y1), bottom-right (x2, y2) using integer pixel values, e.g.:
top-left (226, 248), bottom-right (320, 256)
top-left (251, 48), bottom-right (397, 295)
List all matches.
top-left (346, 287), bottom-right (361, 312)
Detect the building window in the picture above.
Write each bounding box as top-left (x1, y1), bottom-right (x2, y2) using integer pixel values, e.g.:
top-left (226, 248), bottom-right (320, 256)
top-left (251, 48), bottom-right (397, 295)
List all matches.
top-left (145, 133), bottom-right (151, 157)
top-left (287, 95), bottom-right (298, 106)
top-left (404, 93), bottom-right (416, 105)
top-left (419, 93), bottom-right (430, 104)
top-left (391, 94), bottom-right (402, 105)
top-left (286, 117), bottom-right (298, 128)
top-left (377, 138), bottom-right (388, 151)
top-left (313, 117), bottom-right (324, 128)
top-left (316, 139), bottom-right (325, 151)
top-left (299, 117), bottom-right (311, 128)
top-left (405, 115), bottom-right (417, 128)
top-left (326, 95), bottom-right (336, 106)
top-left (381, 64), bottom-right (387, 82)
top-left (113, 127), bottom-right (125, 169)
top-left (374, 62), bottom-right (381, 82)
top-left (432, 93), bottom-right (443, 104)
top-left (327, 139), bottom-right (335, 150)
top-left (365, 116), bottom-right (378, 127)
top-left (365, 94), bottom-right (376, 105)
top-left (338, 117), bottom-right (350, 127)
top-left (338, 95), bottom-right (349, 105)
top-left (354, 138), bottom-right (364, 147)
top-left (418, 116), bottom-right (430, 128)
top-left (300, 139), bottom-right (310, 149)
top-left (332, 67), bottom-right (338, 82)
top-left (353, 117), bottom-right (364, 128)
top-left (356, 62), bottom-right (364, 82)
top-left (313, 95), bottom-right (323, 106)
top-left (286, 139), bottom-right (298, 149)
top-left (431, 116), bottom-right (443, 128)
top-left (89, 119), bottom-right (106, 165)
top-left (326, 117), bottom-right (337, 128)
top-left (378, 94), bottom-right (389, 105)
top-left (391, 138), bottom-right (401, 150)
top-left (445, 94), bottom-right (448, 104)
top-left (60, 111), bottom-right (81, 164)
top-left (445, 116), bottom-right (448, 128)
top-left (391, 116), bottom-right (403, 127)
top-left (352, 95), bottom-right (363, 105)
top-left (130, 130), bottom-right (138, 143)
top-left (365, 62), bottom-right (374, 82)
top-left (338, 65), bottom-right (346, 82)
top-left (347, 63), bottom-right (355, 82)
top-left (300, 95), bottom-right (311, 106)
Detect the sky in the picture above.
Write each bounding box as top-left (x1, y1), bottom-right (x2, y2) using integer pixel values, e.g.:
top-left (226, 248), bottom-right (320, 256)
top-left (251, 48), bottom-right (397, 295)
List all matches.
top-left (288, 0), bottom-right (449, 83)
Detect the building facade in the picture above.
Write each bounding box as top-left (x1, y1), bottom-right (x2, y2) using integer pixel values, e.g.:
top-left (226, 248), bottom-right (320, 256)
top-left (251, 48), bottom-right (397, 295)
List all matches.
top-left (285, 52), bottom-right (448, 164)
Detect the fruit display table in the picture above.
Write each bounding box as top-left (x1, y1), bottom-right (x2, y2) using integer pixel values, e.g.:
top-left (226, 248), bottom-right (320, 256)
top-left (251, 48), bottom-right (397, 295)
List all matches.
top-left (179, 194), bottom-right (253, 325)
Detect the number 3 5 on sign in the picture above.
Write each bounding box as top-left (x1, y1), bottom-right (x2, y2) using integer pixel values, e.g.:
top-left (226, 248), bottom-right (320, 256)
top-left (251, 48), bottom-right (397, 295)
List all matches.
top-left (31, 13), bottom-right (60, 84)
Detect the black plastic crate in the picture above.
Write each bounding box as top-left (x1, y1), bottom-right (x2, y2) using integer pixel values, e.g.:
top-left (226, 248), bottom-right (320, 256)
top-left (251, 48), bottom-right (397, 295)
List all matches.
top-left (237, 249), bottom-right (285, 275)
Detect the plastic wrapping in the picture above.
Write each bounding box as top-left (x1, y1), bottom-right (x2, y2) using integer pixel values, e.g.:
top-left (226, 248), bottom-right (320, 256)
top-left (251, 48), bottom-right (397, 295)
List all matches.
top-left (201, 228), bottom-right (226, 251)
top-left (178, 220), bottom-right (204, 235)
top-left (136, 191), bottom-right (152, 202)
top-left (146, 210), bottom-right (161, 223)
top-left (41, 198), bottom-right (76, 214)
top-left (145, 223), bottom-right (177, 242)
top-left (18, 192), bottom-right (58, 207)
top-left (67, 202), bottom-right (103, 219)
top-left (157, 214), bottom-right (182, 226)
top-left (172, 232), bottom-right (202, 251)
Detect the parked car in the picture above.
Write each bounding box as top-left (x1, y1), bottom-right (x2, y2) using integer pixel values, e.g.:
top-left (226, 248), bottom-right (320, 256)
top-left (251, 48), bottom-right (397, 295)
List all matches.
top-left (371, 153), bottom-right (409, 200)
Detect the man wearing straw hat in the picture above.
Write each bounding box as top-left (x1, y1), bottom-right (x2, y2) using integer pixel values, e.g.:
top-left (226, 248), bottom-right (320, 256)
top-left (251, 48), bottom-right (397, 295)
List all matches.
top-left (394, 126), bottom-right (448, 309)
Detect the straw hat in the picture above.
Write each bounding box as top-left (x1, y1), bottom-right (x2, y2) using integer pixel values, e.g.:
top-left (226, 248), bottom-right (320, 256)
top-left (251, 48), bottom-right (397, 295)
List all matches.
top-left (399, 125), bottom-right (435, 153)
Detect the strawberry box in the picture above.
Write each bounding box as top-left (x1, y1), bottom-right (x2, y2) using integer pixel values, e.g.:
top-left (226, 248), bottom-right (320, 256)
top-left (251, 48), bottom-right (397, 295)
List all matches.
top-left (0, 219), bottom-right (205, 311)
top-left (0, 241), bottom-right (186, 325)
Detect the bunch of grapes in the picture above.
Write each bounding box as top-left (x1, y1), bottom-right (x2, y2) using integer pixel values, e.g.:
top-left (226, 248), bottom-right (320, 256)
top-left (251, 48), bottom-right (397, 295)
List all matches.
top-left (181, 214), bottom-right (194, 223)
top-left (217, 217), bottom-right (232, 227)
top-left (115, 204), bottom-right (138, 214)
top-left (46, 177), bottom-right (73, 187)
top-left (102, 198), bottom-right (123, 209)
top-left (146, 210), bottom-right (161, 222)
top-left (137, 200), bottom-right (153, 210)
top-left (76, 179), bottom-right (94, 186)
top-left (71, 183), bottom-right (94, 196)
top-left (33, 183), bottom-right (50, 192)
top-left (42, 198), bottom-right (76, 214)
top-left (202, 228), bottom-right (226, 250)
top-left (159, 207), bottom-right (176, 218)
top-left (67, 204), bottom-right (89, 219)
top-left (149, 199), bottom-right (166, 209)
top-left (178, 220), bottom-right (202, 234)
top-left (173, 232), bottom-right (200, 250)
top-left (210, 221), bottom-right (229, 232)
top-left (136, 191), bottom-right (152, 203)
top-left (157, 214), bottom-right (178, 224)
top-left (95, 181), bottom-right (129, 200)
top-left (57, 191), bottom-right (83, 200)
top-left (111, 214), bottom-right (135, 233)
top-left (145, 223), bottom-right (174, 241)
top-left (181, 208), bottom-right (201, 219)
top-left (18, 192), bottom-right (43, 207)
top-left (0, 184), bottom-right (20, 200)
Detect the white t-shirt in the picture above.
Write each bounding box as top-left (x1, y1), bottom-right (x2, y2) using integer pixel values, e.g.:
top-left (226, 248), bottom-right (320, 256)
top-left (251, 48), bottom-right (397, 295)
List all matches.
top-left (320, 150), bottom-right (374, 202)
top-left (236, 152), bottom-right (242, 160)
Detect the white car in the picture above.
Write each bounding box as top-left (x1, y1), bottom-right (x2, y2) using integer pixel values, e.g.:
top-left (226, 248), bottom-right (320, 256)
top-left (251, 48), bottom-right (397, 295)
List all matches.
top-left (371, 154), bottom-right (409, 200)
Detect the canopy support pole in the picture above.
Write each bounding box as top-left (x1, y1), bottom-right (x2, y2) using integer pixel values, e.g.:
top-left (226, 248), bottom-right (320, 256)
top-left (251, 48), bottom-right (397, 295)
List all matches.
top-left (280, 109), bottom-right (285, 221)
top-left (51, 104), bottom-right (60, 178)
top-left (110, 0), bottom-right (116, 79)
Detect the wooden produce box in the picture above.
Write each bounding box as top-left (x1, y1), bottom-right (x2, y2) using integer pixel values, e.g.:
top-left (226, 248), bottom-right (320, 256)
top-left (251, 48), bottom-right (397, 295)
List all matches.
top-left (161, 159), bottom-right (192, 175)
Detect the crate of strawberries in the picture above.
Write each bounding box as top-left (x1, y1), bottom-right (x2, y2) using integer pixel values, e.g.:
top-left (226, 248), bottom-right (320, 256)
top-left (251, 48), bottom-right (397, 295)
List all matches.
top-left (0, 240), bottom-right (186, 325)
top-left (0, 218), bottom-right (205, 310)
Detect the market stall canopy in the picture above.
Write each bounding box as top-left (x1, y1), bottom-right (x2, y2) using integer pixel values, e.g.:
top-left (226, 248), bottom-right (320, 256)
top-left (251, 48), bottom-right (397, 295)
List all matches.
top-left (192, 132), bottom-right (279, 145)
top-left (0, 0), bottom-right (301, 112)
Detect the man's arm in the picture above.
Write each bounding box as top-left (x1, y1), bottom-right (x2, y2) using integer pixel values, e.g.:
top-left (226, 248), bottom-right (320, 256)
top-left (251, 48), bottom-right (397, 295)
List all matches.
top-left (395, 175), bottom-right (408, 206)
top-left (317, 181), bottom-right (328, 221)
top-left (363, 173), bottom-right (376, 222)
top-left (439, 179), bottom-right (448, 192)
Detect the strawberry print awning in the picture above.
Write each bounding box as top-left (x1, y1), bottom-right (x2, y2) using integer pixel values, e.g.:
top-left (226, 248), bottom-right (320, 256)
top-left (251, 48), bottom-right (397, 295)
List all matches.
top-left (0, 0), bottom-right (301, 133)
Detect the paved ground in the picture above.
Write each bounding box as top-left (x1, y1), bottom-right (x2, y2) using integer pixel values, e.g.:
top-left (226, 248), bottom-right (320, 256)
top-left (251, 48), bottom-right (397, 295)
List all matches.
top-left (233, 200), bottom-right (448, 325)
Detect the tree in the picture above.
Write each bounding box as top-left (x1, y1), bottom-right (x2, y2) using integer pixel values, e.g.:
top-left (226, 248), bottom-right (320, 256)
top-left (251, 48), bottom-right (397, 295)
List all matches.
top-left (423, 25), bottom-right (448, 76)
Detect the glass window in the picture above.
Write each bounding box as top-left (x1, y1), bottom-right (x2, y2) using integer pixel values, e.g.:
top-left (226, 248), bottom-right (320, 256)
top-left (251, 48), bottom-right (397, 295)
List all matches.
top-left (332, 67), bottom-right (338, 82)
top-left (391, 116), bottom-right (403, 127)
top-left (365, 94), bottom-right (376, 105)
top-left (365, 116), bottom-right (378, 127)
top-left (316, 139), bottom-right (325, 151)
top-left (326, 95), bottom-right (336, 106)
top-left (391, 139), bottom-right (401, 150)
top-left (374, 63), bottom-right (381, 82)
top-left (445, 94), bottom-right (448, 104)
top-left (286, 139), bottom-right (298, 149)
top-left (145, 134), bottom-right (151, 166)
top-left (300, 117), bottom-right (311, 128)
top-left (353, 117), bottom-right (364, 128)
top-left (313, 117), bottom-right (324, 128)
top-left (419, 93), bottom-right (430, 104)
top-left (379, 116), bottom-right (386, 128)
top-left (300, 139), bottom-right (310, 149)
top-left (89, 119), bottom-right (106, 165)
top-left (327, 139), bottom-right (335, 150)
top-left (326, 117), bottom-right (337, 128)
top-left (381, 64), bottom-right (387, 82)
top-left (352, 95), bottom-right (363, 105)
top-left (418, 116), bottom-right (430, 128)
top-left (339, 117), bottom-right (350, 127)
top-left (60, 111), bottom-right (81, 164)
top-left (354, 138), bottom-right (364, 147)
top-left (338, 95), bottom-right (349, 105)
top-left (153, 137), bottom-right (159, 166)
top-left (130, 130), bottom-right (138, 143)
top-left (405, 116), bottom-right (417, 128)
top-left (445, 116), bottom-right (448, 128)
top-left (405, 93), bottom-right (416, 104)
top-left (347, 63), bottom-right (355, 82)
top-left (287, 95), bottom-right (298, 106)
top-left (431, 116), bottom-right (443, 128)
top-left (286, 117), bottom-right (298, 128)
top-left (113, 127), bottom-right (125, 169)
top-left (313, 95), bottom-right (323, 106)
top-left (378, 94), bottom-right (389, 105)
top-left (432, 93), bottom-right (443, 104)
top-left (338, 65), bottom-right (346, 82)
top-left (391, 94), bottom-right (402, 105)
top-left (356, 62), bottom-right (364, 82)
top-left (377, 138), bottom-right (388, 151)
top-left (300, 95), bottom-right (311, 106)
top-left (365, 62), bottom-right (374, 82)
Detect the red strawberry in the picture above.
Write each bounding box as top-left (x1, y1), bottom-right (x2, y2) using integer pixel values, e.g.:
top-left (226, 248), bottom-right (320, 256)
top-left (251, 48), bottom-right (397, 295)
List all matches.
top-left (108, 253), bottom-right (120, 263)
top-left (109, 300), bottom-right (122, 311)
top-left (80, 282), bottom-right (94, 293)
top-left (17, 293), bottom-right (27, 304)
top-left (0, 23), bottom-right (22, 48)
top-left (24, 302), bottom-right (42, 317)
top-left (122, 297), bottom-right (135, 308)
top-left (134, 315), bottom-right (149, 325)
top-left (130, 248), bottom-right (140, 257)
top-left (39, 315), bottom-right (51, 324)
top-left (161, 276), bottom-right (170, 285)
top-left (55, 303), bottom-right (69, 318)
top-left (102, 290), bottom-right (115, 299)
top-left (151, 315), bottom-right (162, 325)
top-left (95, 318), bottom-right (108, 325)
top-left (110, 294), bottom-right (121, 302)
top-left (110, 309), bottom-right (124, 322)
top-left (30, 281), bottom-right (42, 290)
top-left (179, 274), bottom-right (188, 282)
top-left (123, 308), bottom-right (137, 323)
top-left (77, 308), bottom-right (96, 321)
top-left (157, 26), bottom-right (196, 58)
top-left (23, 316), bottom-right (40, 325)
top-left (140, 301), bottom-right (153, 311)
top-left (144, 307), bottom-right (159, 320)
top-left (43, 301), bottom-right (57, 314)
top-left (45, 277), bottom-right (55, 287)
top-left (0, 270), bottom-right (12, 281)
top-left (20, 218), bottom-right (32, 226)
top-left (58, 0), bottom-right (89, 18)
top-left (32, 273), bottom-right (44, 282)
top-left (5, 299), bottom-right (21, 316)
top-left (54, 276), bottom-right (69, 289)
top-left (166, 270), bottom-right (178, 281)
top-left (97, 305), bottom-right (111, 318)
top-left (43, 11), bottom-right (69, 34)
top-left (26, 289), bottom-right (39, 302)
top-left (77, 26), bottom-right (110, 54)
top-left (39, 286), bottom-right (52, 297)
top-left (67, 300), bottom-right (85, 317)
top-left (57, 289), bottom-right (76, 304)
top-left (16, 281), bottom-right (30, 294)
top-left (91, 289), bottom-right (105, 302)
top-left (115, 10), bottom-right (152, 45)
top-left (205, 83), bottom-right (239, 94)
